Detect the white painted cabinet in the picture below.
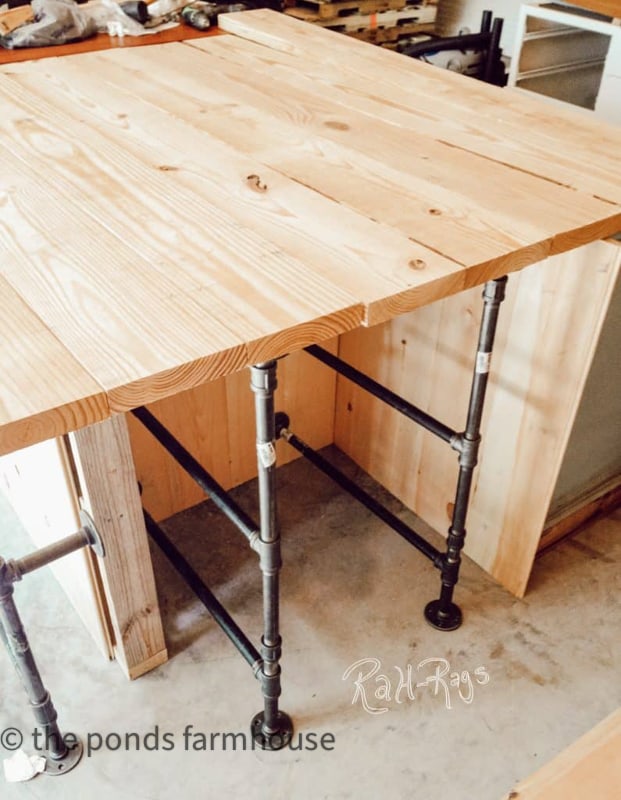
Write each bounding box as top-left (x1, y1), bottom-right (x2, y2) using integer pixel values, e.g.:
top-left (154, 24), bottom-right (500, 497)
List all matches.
top-left (509, 3), bottom-right (621, 124)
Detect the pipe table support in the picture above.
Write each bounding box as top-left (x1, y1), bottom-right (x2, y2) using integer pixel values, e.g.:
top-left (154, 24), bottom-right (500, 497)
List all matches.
top-left (131, 362), bottom-right (293, 751)
top-left (129, 279), bottom-right (506, 745)
top-left (293, 277), bottom-right (509, 631)
top-left (249, 361), bottom-right (293, 750)
top-left (425, 276), bottom-right (508, 629)
top-left (0, 514), bottom-right (104, 775)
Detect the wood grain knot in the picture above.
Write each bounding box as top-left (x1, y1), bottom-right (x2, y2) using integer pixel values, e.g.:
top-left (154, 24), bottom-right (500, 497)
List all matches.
top-left (246, 174), bottom-right (268, 193)
top-left (158, 165), bottom-right (178, 172)
top-left (428, 208), bottom-right (442, 216)
top-left (409, 258), bottom-right (426, 270)
top-left (324, 120), bottom-right (350, 131)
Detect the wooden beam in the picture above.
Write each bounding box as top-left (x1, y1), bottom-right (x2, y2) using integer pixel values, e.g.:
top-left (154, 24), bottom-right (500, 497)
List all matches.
top-left (70, 415), bottom-right (167, 679)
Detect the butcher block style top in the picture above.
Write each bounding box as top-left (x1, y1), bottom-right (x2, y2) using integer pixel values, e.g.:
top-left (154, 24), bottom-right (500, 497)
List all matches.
top-left (1, 9), bottom-right (620, 455)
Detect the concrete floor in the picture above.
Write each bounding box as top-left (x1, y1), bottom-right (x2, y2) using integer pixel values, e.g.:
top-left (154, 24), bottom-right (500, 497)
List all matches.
top-left (0, 447), bottom-right (619, 799)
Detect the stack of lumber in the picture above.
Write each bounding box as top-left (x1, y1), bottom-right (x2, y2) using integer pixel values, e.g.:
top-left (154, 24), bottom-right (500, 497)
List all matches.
top-left (284, 0), bottom-right (437, 46)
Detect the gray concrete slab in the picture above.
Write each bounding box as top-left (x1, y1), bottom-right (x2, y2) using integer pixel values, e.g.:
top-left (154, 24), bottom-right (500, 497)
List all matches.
top-left (0, 448), bottom-right (619, 799)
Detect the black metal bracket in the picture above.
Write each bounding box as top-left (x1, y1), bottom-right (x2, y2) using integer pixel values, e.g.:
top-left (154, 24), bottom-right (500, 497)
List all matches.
top-left (0, 511), bottom-right (104, 775)
top-left (291, 276), bottom-right (509, 631)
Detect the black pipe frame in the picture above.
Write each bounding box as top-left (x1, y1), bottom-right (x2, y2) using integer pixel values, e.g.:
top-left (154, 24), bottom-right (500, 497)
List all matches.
top-left (132, 363), bottom-right (293, 751)
top-left (296, 277), bottom-right (508, 630)
top-left (131, 406), bottom-right (259, 545)
top-left (426, 276), bottom-right (508, 629)
top-left (0, 518), bottom-right (103, 775)
top-left (129, 276), bottom-right (507, 747)
top-left (143, 510), bottom-right (262, 670)
top-left (277, 421), bottom-right (444, 568)
top-left (305, 344), bottom-right (458, 447)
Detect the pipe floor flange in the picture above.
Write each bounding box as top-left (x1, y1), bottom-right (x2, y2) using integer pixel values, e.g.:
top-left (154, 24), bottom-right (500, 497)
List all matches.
top-left (79, 509), bottom-right (105, 559)
top-left (250, 711), bottom-right (293, 751)
top-left (424, 599), bottom-right (463, 631)
top-left (43, 738), bottom-right (84, 776)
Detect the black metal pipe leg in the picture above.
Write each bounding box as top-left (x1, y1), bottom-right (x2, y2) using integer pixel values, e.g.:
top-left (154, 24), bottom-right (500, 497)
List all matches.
top-left (425, 276), bottom-right (508, 631)
top-left (0, 563), bottom-right (83, 774)
top-left (249, 361), bottom-right (293, 751)
top-left (0, 522), bottom-right (102, 774)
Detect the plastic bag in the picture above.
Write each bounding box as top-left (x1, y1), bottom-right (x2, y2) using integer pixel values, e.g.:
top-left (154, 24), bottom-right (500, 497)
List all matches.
top-left (0, 0), bottom-right (97, 48)
top-left (82, 0), bottom-right (155, 37)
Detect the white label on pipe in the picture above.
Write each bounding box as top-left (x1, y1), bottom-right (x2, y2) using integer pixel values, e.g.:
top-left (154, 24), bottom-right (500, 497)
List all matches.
top-left (476, 352), bottom-right (491, 374)
top-left (257, 442), bottom-right (277, 468)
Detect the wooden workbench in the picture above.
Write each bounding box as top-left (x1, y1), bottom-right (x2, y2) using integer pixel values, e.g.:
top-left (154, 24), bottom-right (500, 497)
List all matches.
top-left (0, 10), bottom-right (619, 676)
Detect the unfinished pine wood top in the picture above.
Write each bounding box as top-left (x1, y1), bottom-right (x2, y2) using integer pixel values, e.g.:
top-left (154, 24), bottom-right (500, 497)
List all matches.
top-left (1, 9), bottom-right (620, 454)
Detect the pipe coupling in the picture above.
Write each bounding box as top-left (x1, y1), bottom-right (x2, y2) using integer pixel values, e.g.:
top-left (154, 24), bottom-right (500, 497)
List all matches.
top-left (257, 540), bottom-right (282, 575)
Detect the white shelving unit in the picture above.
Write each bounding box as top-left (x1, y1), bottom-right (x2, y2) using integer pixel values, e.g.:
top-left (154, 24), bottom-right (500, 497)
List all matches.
top-left (508, 3), bottom-right (621, 123)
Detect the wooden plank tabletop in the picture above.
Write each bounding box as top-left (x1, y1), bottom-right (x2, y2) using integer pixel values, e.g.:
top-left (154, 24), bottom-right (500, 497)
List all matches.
top-left (1, 9), bottom-right (620, 454)
top-left (0, 275), bottom-right (108, 452)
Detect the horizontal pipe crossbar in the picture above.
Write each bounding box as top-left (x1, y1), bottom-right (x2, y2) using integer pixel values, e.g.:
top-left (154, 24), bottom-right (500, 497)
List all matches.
top-left (13, 530), bottom-right (91, 579)
top-left (305, 345), bottom-right (457, 445)
top-left (143, 510), bottom-right (262, 671)
top-left (281, 430), bottom-right (444, 567)
top-left (131, 407), bottom-right (259, 543)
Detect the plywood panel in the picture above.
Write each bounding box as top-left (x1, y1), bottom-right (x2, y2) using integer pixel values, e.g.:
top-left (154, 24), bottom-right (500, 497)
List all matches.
top-left (550, 251), bottom-right (621, 516)
top-left (335, 240), bottom-right (621, 596)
